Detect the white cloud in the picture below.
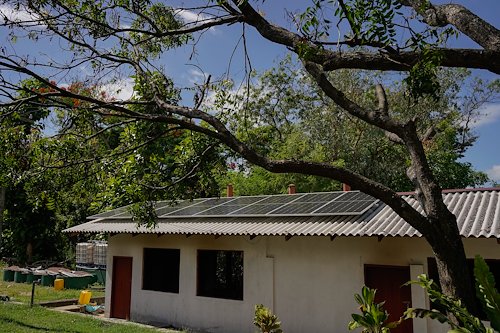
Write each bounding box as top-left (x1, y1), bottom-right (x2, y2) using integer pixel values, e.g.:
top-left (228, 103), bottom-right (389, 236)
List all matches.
top-left (176, 10), bottom-right (203, 23)
top-left (175, 9), bottom-right (218, 34)
top-left (470, 103), bottom-right (500, 128)
top-left (101, 78), bottom-right (135, 101)
top-left (487, 165), bottom-right (500, 182)
top-left (0, 3), bottom-right (42, 26)
top-left (186, 68), bottom-right (207, 85)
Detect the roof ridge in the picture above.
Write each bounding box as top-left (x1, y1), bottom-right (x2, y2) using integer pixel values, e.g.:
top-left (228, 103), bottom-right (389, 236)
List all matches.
top-left (397, 187), bottom-right (500, 196)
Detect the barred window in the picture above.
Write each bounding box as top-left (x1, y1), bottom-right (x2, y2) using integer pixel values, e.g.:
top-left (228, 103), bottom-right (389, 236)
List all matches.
top-left (143, 248), bottom-right (180, 293)
top-left (197, 250), bottom-right (243, 300)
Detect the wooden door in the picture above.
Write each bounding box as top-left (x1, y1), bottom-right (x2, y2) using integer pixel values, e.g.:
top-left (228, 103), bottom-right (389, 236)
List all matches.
top-left (365, 265), bottom-right (413, 333)
top-left (110, 256), bottom-right (133, 319)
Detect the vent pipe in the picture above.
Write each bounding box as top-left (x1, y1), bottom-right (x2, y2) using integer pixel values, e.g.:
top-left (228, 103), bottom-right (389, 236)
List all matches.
top-left (227, 184), bottom-right (234, 197)
top-left (288, 184), bottom-right (296, 195)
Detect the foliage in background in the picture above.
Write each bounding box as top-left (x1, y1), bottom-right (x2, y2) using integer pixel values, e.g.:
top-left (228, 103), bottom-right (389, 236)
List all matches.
top-left (254, 304), bottom-right (283, 333)
top-left (0, 80), bottom-right (68, 263)
top-left (348, 286), bottom-right (400, 333)
top-left (219, 58), bottom-right (492, 194)
top-left (0, 78), bottom-right (226, 261)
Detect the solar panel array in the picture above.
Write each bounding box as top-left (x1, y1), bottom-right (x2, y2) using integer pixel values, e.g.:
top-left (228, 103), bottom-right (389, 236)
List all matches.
top-left (89, 191), bottom-right (379, 220)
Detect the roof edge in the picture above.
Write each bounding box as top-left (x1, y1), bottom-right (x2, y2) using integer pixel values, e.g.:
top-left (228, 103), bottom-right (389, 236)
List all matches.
top-left (397, 187), bottom-right (500, 196)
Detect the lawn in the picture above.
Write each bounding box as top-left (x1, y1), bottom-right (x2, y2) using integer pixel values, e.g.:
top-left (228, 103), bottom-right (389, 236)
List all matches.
top-left (0, 273), bottom-right (105, 304)
top-left (0, 302), bottom-right (181, 332)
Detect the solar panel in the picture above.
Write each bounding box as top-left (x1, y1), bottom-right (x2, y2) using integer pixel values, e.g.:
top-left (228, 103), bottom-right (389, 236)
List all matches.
top-left (88, 206), bottom-right (130, 219)
top-left (92, 191), bottom-right (380, 220)
top-left (313, 191), bottom-right (377, 215)
top-left (112, 211), bottom-right (133, 218)
top-left (314, 200), bottom-right (375, 214)
top-left (198, 196), bottom-right (268, 216)
top-left (256, 194), bottom-right (304, 204)
top-left (156, 198), bottom-right (208, 216)
top-left (230, 203), bottom-right (285, 215)
top-left (165, 197), bottom-right (235, 216)
top-left (338, 191), bottom-right (373, 201)
top-left (197, 205), bottom-right (248, 215)
top-left (269, 202), bottom-right (330, 215)
top-left (292, 192), bottom-right (344, 203)
top-left (221, 196), bottom-right (268, 205)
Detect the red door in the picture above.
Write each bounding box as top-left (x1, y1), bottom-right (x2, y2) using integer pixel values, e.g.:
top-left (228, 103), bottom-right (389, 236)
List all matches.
top-left (364, 265), bottom-right (413, 333)
top-left (111, 256), bottom-right (133, 319)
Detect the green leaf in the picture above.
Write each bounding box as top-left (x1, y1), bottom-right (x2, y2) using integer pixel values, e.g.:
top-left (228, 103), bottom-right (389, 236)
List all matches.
top-left (474, 255), bottom-right (500, 331)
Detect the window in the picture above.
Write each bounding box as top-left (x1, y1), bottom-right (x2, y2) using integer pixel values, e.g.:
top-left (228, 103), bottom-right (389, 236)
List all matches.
top-left (427, 257), bottom-right (500, 319)
top-left (197, 250), bottom-right (244, 300)
top-left (143, 248), bottom-right (180, 293)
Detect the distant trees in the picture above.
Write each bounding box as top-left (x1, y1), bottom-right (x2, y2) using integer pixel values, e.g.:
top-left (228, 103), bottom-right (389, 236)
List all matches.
top-left (222, 59), bottom-right (491, 195)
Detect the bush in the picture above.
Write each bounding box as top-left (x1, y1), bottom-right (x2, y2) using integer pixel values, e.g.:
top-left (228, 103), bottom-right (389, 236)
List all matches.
top-left (254, 304), bottom-right (283, 333)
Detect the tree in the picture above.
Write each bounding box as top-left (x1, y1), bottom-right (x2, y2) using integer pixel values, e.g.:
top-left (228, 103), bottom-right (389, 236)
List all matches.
top-left (221, 59), bottom-right (491, 195)
top-left (0, 79), bottom-right (65, 262)
top-left (0, 0), bottom-right (499, 313)
top-left (0, 79), bottom-right (225, 261)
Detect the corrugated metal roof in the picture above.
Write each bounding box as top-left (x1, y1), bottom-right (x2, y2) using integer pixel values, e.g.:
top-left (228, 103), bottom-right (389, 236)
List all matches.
top-left (64, 189), bottom-right (500, 238)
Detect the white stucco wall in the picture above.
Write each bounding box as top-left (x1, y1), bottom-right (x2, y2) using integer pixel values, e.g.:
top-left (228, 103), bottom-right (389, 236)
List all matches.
top-left (105, 234), bottom-right (500, 333)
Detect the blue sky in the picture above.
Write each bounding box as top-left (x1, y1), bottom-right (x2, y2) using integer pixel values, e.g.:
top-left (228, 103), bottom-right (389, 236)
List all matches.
top-left (0, 1), bottom-right (499, 184)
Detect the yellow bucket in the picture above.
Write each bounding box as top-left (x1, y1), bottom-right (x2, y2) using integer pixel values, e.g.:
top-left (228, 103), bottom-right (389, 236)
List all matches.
top-left (78, 290), bottom-right (92, 305)
top-left (54, 279), bottom-right (64, 290)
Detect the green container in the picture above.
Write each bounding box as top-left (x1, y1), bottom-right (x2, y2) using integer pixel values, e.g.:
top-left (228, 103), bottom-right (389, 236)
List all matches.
top-left (80, 268), bottom-right (106, 285)
top-left (87, 275), bottom-right (98, 285)
top-left (3, 270), bottom-right (14, 282)
top-left (26, 273), bottom-right (41, 284)
top-left (63, 276), bottom-right (89, 290)
top-left (14, 271), bottom-right (27, 283)
top-left (41, 275), bottom-right (55, 286)
top-left (25, 273), bottom-right (35, 284)
top-left (32, 274), bottom-right (42, 284)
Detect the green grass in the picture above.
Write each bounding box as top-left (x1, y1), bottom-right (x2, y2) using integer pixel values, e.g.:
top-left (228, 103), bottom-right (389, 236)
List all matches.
top-left (0, 271), bottom-right (105, 304)
top-left (0, 302), bottom-right (180, 332)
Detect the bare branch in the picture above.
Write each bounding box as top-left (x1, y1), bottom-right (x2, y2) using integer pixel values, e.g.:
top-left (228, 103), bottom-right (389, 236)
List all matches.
top-left (422, 125), bottom-right (437, 142)
top-left (303, 61), bottom-right (400, 133)
top-left (385, 131), bottom-right (404, 145)
top-left (375, 84), bottom-right (388, 116)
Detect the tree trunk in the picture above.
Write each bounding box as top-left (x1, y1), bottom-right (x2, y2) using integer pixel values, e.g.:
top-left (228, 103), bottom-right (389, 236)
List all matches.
top-left (26, 242), bottom-right (33, 265)
top-left (425, 212), bottom-right (477, 316)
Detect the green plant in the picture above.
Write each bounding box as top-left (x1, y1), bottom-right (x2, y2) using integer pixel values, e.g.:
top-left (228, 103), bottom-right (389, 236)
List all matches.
top-left (474, 255), bottom-right (500, 332)
top-left (254, 304), bottom-right (283, 333)
top-left (348, 286), bottom-right (400, 333)
top-left (405, 255), bottom-right (500, 333)
top-left (405, 274), bottom-right (490, 333)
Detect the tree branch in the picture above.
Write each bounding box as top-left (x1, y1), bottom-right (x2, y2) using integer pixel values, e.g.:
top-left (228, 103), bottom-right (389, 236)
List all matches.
top-left (400, 0), bottom-right (500, 51)
top-left (234, 1), bottom-right (500, 74)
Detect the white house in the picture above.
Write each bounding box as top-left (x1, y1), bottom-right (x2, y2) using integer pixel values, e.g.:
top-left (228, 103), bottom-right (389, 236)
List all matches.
top-left (64, 187), bottom-right (500, 333)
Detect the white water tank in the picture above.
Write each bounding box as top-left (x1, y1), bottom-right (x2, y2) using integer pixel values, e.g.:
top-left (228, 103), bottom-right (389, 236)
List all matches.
top-left (76, 242), bottom-right (94, 264)
top-left (92, 242), bottom-right (108, 266)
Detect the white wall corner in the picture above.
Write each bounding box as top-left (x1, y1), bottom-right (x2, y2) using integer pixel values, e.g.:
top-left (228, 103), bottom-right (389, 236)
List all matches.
top-left (410, 264), bottom-right (427, 333)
